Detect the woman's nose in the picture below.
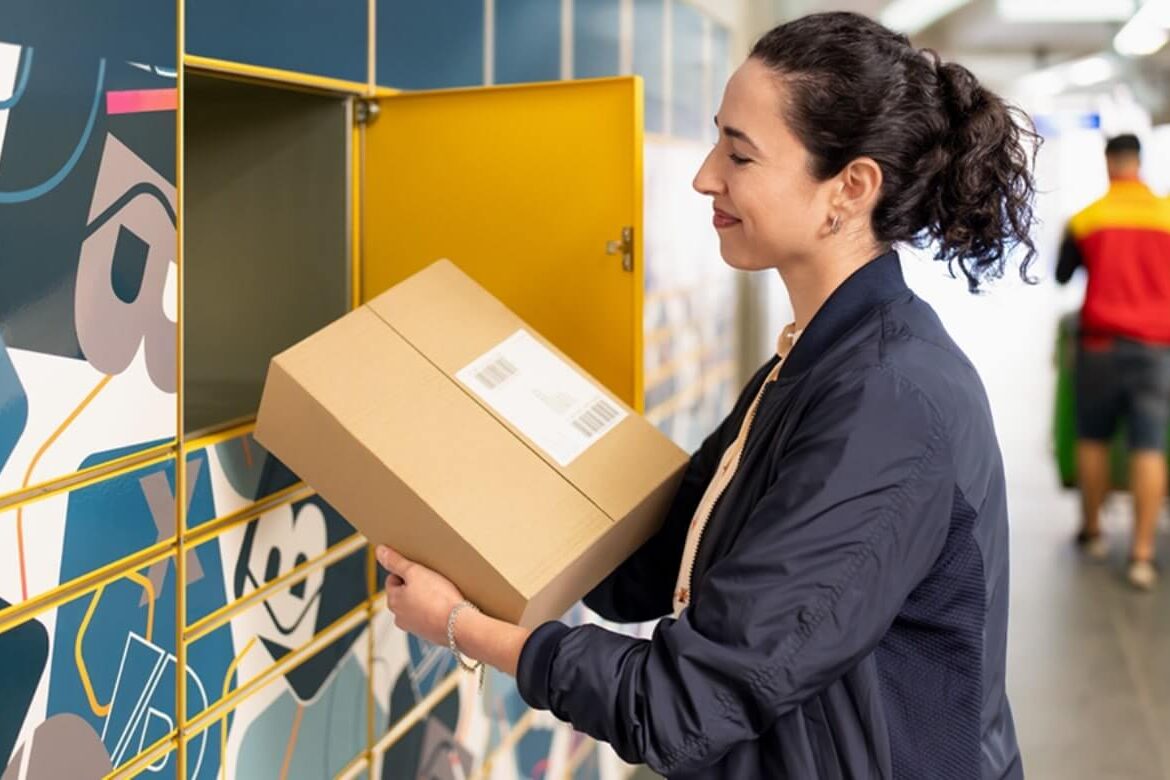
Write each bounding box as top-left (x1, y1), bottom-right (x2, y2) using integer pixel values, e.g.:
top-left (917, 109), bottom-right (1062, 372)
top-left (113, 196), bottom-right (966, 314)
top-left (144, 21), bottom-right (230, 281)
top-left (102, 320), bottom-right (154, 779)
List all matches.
top-left (693, 149), bottom-right (723, 196)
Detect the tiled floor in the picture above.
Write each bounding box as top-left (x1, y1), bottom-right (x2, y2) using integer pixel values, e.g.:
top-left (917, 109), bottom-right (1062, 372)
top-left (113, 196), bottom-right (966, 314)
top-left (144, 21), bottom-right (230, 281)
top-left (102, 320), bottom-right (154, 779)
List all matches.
top-left (1009, 486), bottom-right (1170, 779)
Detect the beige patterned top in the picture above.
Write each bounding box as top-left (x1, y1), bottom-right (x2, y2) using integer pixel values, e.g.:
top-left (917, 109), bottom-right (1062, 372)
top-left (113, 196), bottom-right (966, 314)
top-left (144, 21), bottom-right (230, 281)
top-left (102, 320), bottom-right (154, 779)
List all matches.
top-left (672, 324), bottom-right (802, 617)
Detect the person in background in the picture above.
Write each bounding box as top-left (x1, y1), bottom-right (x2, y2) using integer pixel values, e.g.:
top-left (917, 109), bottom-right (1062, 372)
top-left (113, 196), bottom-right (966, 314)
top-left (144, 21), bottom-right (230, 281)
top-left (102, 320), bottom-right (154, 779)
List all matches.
top-left (1056, 133), bottom-right (1170, 590)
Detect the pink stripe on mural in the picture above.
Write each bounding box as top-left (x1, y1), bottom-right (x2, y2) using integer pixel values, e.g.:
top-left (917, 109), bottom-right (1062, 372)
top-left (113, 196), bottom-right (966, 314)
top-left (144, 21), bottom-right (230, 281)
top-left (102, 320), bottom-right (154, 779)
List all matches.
top-left (106, 88), bottom-right (178, 115)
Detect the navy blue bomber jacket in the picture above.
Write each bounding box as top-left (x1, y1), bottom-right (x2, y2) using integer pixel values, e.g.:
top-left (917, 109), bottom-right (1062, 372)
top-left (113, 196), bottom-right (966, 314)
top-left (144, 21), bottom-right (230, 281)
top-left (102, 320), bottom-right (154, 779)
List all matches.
top-left (517, 251), bottom-right (1023, 779)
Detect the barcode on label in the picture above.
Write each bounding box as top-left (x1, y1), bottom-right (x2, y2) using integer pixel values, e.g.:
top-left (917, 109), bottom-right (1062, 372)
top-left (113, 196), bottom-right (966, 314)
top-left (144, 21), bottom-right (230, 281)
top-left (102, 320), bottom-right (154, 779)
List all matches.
top-left (572, 398), bottom-right (621, 438)
top-left (475, 356), bottom-right (518, 390)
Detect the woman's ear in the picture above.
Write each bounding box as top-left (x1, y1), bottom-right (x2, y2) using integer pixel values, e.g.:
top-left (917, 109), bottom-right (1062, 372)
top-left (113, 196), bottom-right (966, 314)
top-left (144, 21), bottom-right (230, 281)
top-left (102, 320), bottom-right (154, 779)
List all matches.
top-left (833, 157), bottom-right (883, 219)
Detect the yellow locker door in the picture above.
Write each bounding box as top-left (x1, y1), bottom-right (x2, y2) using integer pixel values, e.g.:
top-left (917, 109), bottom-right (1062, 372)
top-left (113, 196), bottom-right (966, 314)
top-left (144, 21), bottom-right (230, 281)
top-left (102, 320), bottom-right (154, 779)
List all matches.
top-left (364, 77), bottom-right (644, 410)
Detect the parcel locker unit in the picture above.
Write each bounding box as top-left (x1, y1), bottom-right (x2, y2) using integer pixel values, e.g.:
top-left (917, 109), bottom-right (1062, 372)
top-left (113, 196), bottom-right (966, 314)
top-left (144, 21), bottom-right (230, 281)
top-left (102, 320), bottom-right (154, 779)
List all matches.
top-left (183, 74), bottom-right (352, 435)
top-left (175, 66), bottom-right (650, 778)
top-left (183, 69), bottom-right (647, 435)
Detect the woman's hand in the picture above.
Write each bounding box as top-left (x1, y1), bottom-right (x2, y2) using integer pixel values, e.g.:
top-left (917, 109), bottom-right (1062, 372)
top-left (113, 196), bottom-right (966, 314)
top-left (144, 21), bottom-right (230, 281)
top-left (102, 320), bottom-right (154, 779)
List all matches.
top-left (375, 545), bottom-right (534, 677)
top-left (376, 545), bottom-right (464, 647)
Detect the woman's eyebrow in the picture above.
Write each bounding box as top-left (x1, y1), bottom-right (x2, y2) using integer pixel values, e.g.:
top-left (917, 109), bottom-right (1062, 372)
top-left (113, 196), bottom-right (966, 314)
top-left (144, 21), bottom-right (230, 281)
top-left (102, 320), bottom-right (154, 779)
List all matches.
top-left (714, 116), bottom-right (761, 151)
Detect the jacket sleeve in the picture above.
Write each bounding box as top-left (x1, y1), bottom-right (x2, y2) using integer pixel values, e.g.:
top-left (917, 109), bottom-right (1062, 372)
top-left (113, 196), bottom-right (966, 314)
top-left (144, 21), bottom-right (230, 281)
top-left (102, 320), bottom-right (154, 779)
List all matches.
top-left (518, 366), bottom-right (954, 775)
top-left (1055, 228), bottom-right (1083, 285)
top-left (582, 361), bottom-right (776, 623)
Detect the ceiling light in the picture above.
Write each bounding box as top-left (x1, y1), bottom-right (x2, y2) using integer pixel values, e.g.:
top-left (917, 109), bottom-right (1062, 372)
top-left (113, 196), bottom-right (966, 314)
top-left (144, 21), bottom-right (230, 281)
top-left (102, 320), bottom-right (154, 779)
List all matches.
top-left (1018, 71), bottom-right (1067, 96)
top-left (1114, 0), bottom-right (1170, 57)
top-left (1115, 24), bottom-right (1169, 57)
top-left (1066, 56), bottom-right (1117, 86)
top-left (880, 0), bottom-right (973, 35)
top-left (1016, 53), bottom-right (1119, 96)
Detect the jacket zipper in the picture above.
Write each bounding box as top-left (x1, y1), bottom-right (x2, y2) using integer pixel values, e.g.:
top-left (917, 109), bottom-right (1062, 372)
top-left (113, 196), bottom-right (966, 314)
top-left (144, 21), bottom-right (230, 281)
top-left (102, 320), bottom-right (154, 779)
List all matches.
top-left (679, 377), bottom-right (774, 611)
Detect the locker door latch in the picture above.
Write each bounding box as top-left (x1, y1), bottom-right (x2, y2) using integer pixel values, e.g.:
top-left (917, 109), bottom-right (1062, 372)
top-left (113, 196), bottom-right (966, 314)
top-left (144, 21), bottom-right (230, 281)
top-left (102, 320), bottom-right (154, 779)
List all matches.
top-left (606, 226), bottom-right (634, 272)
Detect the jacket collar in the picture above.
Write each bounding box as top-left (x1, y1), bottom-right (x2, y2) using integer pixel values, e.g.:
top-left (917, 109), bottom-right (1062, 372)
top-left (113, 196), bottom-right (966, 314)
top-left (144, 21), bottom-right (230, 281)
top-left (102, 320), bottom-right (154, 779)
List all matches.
top-left (1108, 179), bottom-right (1154, 198)
top-left (780, 250), bottom-right (908, 376)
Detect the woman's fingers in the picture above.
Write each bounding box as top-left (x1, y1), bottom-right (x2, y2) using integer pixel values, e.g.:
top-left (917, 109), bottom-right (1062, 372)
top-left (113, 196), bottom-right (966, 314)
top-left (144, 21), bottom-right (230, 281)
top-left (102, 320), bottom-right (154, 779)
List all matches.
top-left (376, 544), bottom-right (412, 578)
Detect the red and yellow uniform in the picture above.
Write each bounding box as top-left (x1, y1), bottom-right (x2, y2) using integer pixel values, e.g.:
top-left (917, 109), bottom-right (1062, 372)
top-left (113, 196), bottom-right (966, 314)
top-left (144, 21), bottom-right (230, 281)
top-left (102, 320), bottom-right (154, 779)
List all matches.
top-left (1057, 180), bottom-right (1170, 345)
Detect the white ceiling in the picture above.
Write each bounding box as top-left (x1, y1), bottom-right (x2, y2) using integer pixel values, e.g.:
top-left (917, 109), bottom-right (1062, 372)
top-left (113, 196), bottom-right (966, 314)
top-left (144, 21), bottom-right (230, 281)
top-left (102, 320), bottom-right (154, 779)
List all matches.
top-left (755, 0), bottom-right (1170, 120)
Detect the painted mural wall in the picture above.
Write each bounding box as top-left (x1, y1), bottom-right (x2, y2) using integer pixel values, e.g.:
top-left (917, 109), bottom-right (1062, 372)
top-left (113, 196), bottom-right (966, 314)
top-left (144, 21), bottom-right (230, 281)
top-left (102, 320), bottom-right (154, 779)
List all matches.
top-left (0, 1), bottom-right (741, 777)
top-left (0, 2), bottom-right (186, 777)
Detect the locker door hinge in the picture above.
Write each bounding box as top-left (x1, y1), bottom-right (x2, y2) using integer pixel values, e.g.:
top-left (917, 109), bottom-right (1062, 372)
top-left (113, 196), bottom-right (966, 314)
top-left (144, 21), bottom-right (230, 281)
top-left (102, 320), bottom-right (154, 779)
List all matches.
top-left (355, 99), bottom-right (380, 125)
top-left (606, 226), bottom-right (634, 272)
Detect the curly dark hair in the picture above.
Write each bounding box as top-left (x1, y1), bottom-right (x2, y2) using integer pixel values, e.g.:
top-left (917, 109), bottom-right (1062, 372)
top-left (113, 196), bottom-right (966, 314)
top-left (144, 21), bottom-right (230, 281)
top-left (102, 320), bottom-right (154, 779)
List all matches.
top-left (751, 12), bottom-right (1040, 291)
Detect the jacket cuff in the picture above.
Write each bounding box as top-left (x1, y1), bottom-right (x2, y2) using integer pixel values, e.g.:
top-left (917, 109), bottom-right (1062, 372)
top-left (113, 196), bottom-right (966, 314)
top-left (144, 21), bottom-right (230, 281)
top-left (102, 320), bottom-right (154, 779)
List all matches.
top-left (517, 621), bottom-right (572, 711)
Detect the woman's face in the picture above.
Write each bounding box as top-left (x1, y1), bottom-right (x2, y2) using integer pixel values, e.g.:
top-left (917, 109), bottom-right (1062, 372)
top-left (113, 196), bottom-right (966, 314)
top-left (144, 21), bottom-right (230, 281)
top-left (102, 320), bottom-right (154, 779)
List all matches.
top-left (694, 58), bottom-right (834, 271)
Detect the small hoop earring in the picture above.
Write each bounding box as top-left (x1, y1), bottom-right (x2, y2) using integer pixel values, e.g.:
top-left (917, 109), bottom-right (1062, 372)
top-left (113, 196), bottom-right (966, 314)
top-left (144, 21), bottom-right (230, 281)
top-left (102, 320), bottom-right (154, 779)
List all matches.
top-left (830, 215), bottom-right (841, 235)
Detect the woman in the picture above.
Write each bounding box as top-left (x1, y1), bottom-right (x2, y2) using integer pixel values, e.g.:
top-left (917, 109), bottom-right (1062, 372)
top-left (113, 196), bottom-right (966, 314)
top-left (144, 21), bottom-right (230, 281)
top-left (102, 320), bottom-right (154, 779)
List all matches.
top-left (377, 12), bottom-right (1034, 779)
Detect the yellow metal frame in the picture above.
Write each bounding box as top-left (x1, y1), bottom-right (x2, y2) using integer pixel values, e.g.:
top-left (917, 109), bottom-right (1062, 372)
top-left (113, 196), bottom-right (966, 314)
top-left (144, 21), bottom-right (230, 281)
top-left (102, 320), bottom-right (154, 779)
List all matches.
top-left (352, 122), bottom-right (364, 309)
top-left (476, 709), bottom-right (538, 778)
top-left (175, 1), bottom-right (189, 771)
top-left (0, 446), bottom-right (177, 626)
top-left (371, 72), bottom-right (630, 99)
top-left (370, 670), bottom-right (461, 757)
top-left (185, 602), bottom-right (370, 738)
top-left (335, 753), bottom-right (370, 780)
top-left (183, 421), bottom-right (257, 452)
top-left (0, 540), bottom-right (175, 634)
top-left (102, 596), bottom-right (380, 779)
top-left (185, 483), bottom-right (313, 546)
top-left (0, 440), bottom-right (176, 510)
top-left (183, 54), bottom-right (370, 96)
top-left (105, 731), bottom-right (175, 779)
top-left (184, 534), bottom-right (366, 644)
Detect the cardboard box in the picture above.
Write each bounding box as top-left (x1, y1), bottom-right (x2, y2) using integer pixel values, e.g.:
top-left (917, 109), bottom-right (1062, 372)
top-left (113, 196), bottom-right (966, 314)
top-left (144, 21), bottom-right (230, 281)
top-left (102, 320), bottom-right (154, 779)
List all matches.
top-left (255, 259), bottom-right (688, 628)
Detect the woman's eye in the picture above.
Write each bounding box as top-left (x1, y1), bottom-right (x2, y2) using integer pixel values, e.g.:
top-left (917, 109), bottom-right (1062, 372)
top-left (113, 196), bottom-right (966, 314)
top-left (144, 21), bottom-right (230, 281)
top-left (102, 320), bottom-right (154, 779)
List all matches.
top-left (729, 154), bottom-right (751, 166)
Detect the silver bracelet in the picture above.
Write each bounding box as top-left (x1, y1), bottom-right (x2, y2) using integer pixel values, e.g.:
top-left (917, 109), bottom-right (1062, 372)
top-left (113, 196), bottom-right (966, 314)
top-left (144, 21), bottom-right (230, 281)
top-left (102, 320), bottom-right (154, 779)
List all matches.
top-left (447, 600), bottom-right (485, 680)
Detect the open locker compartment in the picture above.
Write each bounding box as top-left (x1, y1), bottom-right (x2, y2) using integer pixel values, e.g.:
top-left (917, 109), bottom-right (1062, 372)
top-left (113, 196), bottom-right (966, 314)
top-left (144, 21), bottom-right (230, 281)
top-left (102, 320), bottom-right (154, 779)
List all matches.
top-left (362, 76), bottom-right (647, 410)
top-left (183, 73), bottom-right (351, 436)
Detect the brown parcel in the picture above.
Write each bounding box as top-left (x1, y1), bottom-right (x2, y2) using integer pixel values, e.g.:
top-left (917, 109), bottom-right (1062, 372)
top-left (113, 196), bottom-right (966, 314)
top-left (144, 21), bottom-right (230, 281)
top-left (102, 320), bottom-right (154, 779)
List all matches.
top-left (255, 259), bottom-right (688, 628)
